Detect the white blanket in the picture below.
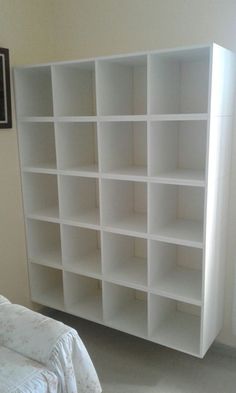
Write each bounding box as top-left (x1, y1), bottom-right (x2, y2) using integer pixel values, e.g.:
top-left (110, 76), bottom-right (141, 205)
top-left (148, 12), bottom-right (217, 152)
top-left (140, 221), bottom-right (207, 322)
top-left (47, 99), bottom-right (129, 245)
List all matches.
top-left (0, 345), bottom-right (58, 393)
top-left (0, 298), bottom-right (102, 393)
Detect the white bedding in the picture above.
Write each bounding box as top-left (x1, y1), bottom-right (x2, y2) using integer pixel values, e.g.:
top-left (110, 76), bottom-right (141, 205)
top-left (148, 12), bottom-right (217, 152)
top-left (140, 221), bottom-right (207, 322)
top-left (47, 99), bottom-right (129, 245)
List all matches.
top-left (0, 297), bottom-right (102, 393)
top-left (0, 345), bottom-right (58, 393)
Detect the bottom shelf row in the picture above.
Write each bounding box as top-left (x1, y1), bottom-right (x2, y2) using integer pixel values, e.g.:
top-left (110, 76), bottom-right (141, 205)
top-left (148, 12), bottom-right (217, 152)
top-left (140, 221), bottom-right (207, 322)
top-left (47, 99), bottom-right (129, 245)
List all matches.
top-left (30, 263), bottom-right (201, 356)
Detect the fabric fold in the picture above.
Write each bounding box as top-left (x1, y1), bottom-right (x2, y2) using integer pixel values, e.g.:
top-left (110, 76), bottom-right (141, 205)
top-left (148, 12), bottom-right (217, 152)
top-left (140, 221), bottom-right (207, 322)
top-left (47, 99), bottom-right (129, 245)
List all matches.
top-left (0, 299), bottom-right (102, 393)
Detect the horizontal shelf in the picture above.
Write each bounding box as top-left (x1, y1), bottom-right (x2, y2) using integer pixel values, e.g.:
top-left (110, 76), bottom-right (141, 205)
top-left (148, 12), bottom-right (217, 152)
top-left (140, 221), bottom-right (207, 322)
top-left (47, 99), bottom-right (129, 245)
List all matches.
top-left (151, 169), bottom-right (205, 187)
top-left (59, 165), bottom-right (99, 177)
top-left (22, 168), bottom-right (204, 185)
top-left (106, 213), bottom-right (147, 235)
top-left (64, 250), bottom-right (102, 277)
top-left (151, 310), bottom-right (200, 356)
top-left (30, 249), bottom-right (62, 269)
top-left (31, 286), bottom-right (64, 311)
top-left (102, 166), bottom-right (147, 180)
top-left (67, 293), bottom-right (103, 322)
top-left (106, 256), bottom-right (147, 289)
top-left (150, 114), bottom-right (208, 121)
top-left (22, 165), bottom-right (58, 174)
top-left (22, 172), bottom-right (204, 187)
top-left (152, 219), bottom-right (203, 248)
top-left (19, 116), bottom-right (54, 122)
top-left (27, 207), bottom-right (60, 221)
top-left (99, 115), bottom-right (148, 122)
top-left (61, 220), bottom-right (100, 232)
top-left (107, 298), bottom-right (147, 338)
top-left (151, 267), bottom-right (202, 305)
top-left (19, 113), bottom-right (208, 123)
top-left (62, 208), bottom-right (100, 227)
top-left (23, 167), bottom-right (99, 177)
top-left (56, 116), bottom-right (97, 122)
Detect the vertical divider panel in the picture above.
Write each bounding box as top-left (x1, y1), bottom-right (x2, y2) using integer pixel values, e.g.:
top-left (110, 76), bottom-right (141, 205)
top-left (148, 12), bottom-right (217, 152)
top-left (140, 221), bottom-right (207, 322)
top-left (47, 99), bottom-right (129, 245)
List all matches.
top-left (54, 121), bottom-right (60, 171)
top-left (147, 240), bottom-right (151, 338)
top-left (51, 61), bottom-right (60, 172)
top-left (51, 63), bottom-right (62, 209)
top-left (95, 58), bottom-right (103, 318)
top-left (56, 171), bottom-right (63, 222)
top-left (62, 270), bottom-right (67, 311)
top-left (100, 231), bottom-right (106, 323)
top-left (147, 55), bottom-right (151, 338)
top-left (147, 291), bottom-right (152, 338)
top-left (147, 119), bottom-right (152, 177)
top-left (97, 121), bottom-right (103, 177)
top-left (51, 65), bottom-right (57, 118)
top-left (147, 181), bottom-right (151, 339)
top-left (147, 54), bottom-right (151, 117)
top-left (95, 60), bottom-right (101, 116)
top-left (97, 117), bottom-right (105, 318)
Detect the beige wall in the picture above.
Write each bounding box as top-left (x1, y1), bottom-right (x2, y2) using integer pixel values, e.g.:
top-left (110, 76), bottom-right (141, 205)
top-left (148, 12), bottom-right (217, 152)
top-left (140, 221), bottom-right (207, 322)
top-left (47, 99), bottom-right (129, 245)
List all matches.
top-left (0, 0), bottom-right (55, 306)
top-left (49, 0), bottom-right (236, 60)
top-left (1, 0), bottom-right (236, 346)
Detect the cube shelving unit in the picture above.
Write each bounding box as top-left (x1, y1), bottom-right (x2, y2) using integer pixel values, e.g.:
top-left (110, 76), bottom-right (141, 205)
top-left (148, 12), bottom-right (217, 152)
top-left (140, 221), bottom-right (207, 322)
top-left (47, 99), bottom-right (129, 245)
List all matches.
top-left (14, 43), bottom-right (235, 358)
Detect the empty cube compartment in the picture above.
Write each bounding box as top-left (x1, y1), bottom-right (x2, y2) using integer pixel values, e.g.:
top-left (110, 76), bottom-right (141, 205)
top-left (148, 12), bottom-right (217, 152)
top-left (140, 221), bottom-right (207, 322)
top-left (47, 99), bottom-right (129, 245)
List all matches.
top-left (149, 121), bottom-right (207, 185)
top-left (29, 264), bottom-right (64, 310)
top-left (64, 273), bottom-right (103, 322)
top-left (99, 121), bottom-right (147, 177)
top-left (27, 220), bottom-right (62, 267)
top-left (22, 173), bottom-right (59, 219)
top-left (149, 48), bottom-right (210, 114)
top-left (15, 66), bottom-right (53, 117)
top-left (19, 122), bottom-right (56, 170)
top-left (103, 282), bottom-right (147, 337)
top-left (59, 176), bottom-right (100, 226)
top-left (101, 179), bottom-right (147, 235)
top-left (103, 232), bottom-right (147, 288)
top-left (96, 55), bottom-right (147, 115)
top-left (149, 240), bottom-right (202, 304)
top-left (56, 122), bottom-right (98, 173)
top-left (149, 183), bottom-right (204, 247)
top-left (149, 294), bottom-right (201, 356)
top-left (52, 61), bottom-right (96, 116)
top-left (61, 225), bottom-right (101, 276)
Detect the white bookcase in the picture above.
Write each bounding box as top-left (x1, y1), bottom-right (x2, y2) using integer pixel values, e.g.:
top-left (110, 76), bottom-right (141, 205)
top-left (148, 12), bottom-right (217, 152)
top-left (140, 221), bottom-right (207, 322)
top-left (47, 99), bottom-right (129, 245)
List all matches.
top-left (14, 44), bottom-right (235, 357)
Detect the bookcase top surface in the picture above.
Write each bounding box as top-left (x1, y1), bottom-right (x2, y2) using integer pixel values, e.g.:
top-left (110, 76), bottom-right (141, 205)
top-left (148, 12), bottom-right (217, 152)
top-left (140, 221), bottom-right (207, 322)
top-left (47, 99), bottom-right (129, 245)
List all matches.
top-left (14, 43), bottom-right (215, 70)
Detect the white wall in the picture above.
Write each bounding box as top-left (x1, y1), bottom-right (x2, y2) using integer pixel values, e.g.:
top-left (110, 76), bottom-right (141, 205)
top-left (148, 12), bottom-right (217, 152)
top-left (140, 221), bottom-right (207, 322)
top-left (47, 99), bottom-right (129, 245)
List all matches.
top-left (1, 0), bottom-right (236, 347)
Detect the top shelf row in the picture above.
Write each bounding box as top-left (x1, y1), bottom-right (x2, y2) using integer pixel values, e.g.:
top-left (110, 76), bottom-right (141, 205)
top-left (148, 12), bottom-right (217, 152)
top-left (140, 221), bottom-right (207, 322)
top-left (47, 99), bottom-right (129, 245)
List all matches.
top-left (15, 47), bottom-right (210, 117)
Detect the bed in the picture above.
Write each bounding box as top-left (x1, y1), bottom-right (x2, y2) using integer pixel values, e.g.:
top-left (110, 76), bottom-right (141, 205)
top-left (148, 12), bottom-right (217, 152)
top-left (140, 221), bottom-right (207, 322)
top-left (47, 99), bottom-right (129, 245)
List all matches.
top-left (0, 295), bottom-right (102, 393)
